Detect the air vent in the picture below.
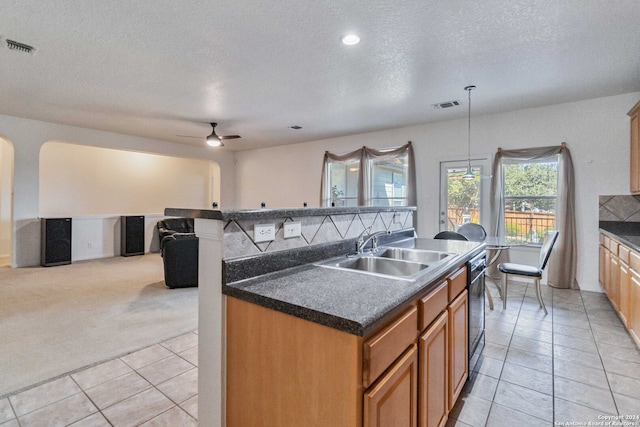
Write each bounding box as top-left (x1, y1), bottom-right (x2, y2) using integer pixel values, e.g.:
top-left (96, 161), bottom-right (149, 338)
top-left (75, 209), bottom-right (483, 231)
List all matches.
top-left (433, 100), bottom-right (461, 109)
top-left (5, 38), bottom-right (36, 55)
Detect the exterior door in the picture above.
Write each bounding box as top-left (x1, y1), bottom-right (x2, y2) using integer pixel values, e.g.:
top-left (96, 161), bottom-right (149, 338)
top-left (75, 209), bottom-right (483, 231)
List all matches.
top-left (439, 159), bottom-right (490, 232)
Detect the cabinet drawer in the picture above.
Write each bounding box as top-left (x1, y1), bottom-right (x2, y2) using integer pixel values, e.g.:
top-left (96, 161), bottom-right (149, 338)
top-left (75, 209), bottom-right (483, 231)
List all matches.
top-left (609, 239), bottom-right (619, 256)
top-left (447, 266), bottom-right (467, 302)
top-left (418, 280), bottom-right (448, 331)
top-left (619, 245), bottom-right (631, 265)
top-left (631, 251), bottom-right (640, 272)
top-left (363, 305), bottom-right (418, 388)
top-left (603, 235), bottom-right (610, 249)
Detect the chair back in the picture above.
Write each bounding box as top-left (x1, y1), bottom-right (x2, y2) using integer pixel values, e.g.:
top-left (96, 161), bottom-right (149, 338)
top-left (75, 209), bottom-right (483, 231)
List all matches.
top-left (433, 231), bottom-right (469, 241)
top-left (539, 231), bottom-right (559, 270)
top-left (457, 223), bottom-right (487, 242)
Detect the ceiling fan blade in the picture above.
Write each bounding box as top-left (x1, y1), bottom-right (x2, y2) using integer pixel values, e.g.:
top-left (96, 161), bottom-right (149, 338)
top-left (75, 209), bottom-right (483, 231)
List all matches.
top-left (219, 135), bottom-right (241, 140)
top-left (176, 134), bottom-right (204, 139)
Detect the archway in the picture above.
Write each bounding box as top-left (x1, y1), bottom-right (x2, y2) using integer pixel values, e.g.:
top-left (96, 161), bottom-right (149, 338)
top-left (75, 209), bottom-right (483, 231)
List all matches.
top-left (0, 136), bottom-right (14, 267)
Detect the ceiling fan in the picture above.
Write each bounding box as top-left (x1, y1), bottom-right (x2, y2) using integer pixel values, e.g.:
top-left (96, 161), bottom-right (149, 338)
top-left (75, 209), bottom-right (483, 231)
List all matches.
top-left (177, 122), bottom-right (241, 147)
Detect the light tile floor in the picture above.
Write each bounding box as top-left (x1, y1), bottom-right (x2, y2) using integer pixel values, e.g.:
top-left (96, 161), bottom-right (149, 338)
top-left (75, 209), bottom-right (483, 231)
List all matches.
top-left (3, 280), bottom-right (640, 427)
top-left (448, 278), bottom-right (640, 427)
top-left (0, 331), bottom-right (198, 426)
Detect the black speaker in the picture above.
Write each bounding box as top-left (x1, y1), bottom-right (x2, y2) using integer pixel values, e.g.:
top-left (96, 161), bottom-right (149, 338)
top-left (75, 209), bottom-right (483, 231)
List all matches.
top-left (41, 218), bottom-right (72, 267)
top-left (121, 215), bottom-right (145, 256)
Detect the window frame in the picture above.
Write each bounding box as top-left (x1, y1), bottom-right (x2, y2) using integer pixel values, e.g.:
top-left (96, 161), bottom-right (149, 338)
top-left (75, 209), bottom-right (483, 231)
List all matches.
top-left (500, 157), bottom-right (558, 245)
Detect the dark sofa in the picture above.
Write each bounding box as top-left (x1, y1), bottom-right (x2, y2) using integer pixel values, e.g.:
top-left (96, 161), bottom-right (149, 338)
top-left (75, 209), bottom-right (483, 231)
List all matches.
top-left (157, 218), bottom-right (198, 288)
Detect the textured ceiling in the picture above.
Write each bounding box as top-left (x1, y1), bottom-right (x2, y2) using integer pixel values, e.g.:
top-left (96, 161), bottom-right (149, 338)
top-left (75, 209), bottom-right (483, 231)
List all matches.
top-left (0, 0), bottom-right (639, 151)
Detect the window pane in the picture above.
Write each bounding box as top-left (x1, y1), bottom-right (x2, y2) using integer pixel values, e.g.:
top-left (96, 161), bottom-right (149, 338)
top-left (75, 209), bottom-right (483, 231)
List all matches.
top-left (370, 155), bottom-right (408, 206)
top-left (445, 166), bottom-right (481, 230)
top-left (328, 161), bottom-right (359, 206)
top-left (503, 161), bottom-right (557, 244)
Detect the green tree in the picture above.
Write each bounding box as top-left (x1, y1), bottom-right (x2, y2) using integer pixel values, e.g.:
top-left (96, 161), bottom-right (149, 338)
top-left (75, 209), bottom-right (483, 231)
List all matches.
top-left (504, 162), bottom-right (557, 212)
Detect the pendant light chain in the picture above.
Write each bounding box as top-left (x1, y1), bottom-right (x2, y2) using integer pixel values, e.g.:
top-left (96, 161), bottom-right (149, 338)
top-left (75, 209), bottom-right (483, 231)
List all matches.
top-left (463, 85), bottom-right (476, 180)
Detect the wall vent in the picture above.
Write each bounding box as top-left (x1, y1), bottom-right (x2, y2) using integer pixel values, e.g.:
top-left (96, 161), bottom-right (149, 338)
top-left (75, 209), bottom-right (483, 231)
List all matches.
top-left (5, 38), bottom-right (37, 55)
top-left (433, 100), bottom-right (461, 109)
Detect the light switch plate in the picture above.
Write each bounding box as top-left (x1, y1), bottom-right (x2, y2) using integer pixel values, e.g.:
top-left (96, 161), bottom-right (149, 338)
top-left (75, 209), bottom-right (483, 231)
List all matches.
top-left (254, 223), bottom-right (276, 243)
top-left (283, 221), bottom-right (302, 239)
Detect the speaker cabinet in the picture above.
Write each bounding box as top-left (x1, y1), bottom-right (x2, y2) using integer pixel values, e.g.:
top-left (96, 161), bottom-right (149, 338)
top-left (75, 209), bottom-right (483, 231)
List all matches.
top-left (121, 215), bottom-right (145, 256)
top-left (41, 218), bottom-right (72, 267)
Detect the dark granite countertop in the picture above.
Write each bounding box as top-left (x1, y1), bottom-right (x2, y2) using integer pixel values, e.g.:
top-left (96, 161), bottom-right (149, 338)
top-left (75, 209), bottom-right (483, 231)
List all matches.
top-left (223, 238), bottom-right (485, 337)
top-left (599, 221), bottom-right (640, 252)
top-left (165, 205), bottom-right (416, 221)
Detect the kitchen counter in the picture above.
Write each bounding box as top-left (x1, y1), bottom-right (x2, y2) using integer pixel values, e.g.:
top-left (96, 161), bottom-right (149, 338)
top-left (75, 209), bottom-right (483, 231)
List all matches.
top-left (223, 237), bottom-right (485, 336)
top-left (600, 221), bottom-right (640, 252)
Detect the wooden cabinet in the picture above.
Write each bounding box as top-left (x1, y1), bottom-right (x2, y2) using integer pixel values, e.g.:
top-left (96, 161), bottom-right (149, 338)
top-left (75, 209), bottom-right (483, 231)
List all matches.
top-left (599, 232), bottom-right (640, 349)
top-left (364, 344), bottom-right (418, 427)
top-left (629, 99), bottom-right (640, 194)
top-left (448, 289), bottom-right (468, 409)
top-left (227, 264), bottom-right (470, 427)
top-left (619, 245), bottom-right (631, 327)
top-left (363, 305), bottom-right (419, 388)
top-left (418, 312), bottom-right (448, 427)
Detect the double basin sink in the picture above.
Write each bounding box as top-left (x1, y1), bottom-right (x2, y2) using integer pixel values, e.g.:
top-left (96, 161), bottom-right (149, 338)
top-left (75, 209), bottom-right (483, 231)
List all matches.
top-left (315, 246), bottom-right (454, 280)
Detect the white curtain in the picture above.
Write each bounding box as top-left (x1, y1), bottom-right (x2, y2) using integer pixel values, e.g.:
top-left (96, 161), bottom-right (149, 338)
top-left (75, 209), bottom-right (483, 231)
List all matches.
top-left (489, 144), bottom-right (578, 289)
top-left (320, 141), bottom-right (416, 207)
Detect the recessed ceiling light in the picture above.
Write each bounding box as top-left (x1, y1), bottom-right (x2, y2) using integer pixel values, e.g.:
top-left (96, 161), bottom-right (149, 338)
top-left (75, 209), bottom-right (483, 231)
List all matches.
top-left (341, 34), bottom-right (360, 46)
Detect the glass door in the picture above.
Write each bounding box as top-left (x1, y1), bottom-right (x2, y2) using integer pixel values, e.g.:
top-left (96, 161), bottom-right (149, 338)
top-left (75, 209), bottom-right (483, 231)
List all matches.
top-left (439, 159), bottom-right (490, 232)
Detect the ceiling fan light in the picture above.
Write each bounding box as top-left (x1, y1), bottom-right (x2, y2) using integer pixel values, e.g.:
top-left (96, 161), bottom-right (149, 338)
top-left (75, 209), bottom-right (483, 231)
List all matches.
top-left (206, 136), bottom-right (223, 147)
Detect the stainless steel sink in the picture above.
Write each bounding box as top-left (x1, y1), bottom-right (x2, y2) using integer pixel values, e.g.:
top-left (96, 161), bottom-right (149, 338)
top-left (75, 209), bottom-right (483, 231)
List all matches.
top-left (376, 247), bottom-right (452, 264)
top-left (317, 255), bottom-right (428, 279)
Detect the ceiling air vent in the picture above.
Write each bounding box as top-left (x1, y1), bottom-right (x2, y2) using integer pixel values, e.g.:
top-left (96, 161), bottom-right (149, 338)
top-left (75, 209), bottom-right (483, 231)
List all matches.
top-left (5, 38), bottom-right (36, 55)
top-left (433, 100), bottom-right (461, 109)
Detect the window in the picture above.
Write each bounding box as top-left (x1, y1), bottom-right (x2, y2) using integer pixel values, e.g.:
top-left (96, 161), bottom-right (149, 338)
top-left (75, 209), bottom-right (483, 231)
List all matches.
top-left (327, 159), bottom-right (359, 207)
top-left (321, 142), bottom-right (415, 207)
top-left (502, 159), bottom-right (557, 244)
top-left (369, 154), bottom-right (409, 206)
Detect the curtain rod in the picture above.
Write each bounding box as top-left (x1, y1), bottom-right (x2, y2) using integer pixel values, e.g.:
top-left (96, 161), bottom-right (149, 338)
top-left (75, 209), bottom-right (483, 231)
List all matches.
top-left (497, 142), bottom-right (567, 154)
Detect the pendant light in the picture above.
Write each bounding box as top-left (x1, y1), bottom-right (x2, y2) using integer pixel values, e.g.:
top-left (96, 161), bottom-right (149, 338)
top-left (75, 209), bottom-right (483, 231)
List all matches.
top-left (462, 85), bottom-right (476, 181)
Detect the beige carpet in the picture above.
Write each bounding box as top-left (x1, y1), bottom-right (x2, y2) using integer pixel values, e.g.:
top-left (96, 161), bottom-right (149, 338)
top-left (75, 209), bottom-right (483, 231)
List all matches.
top-left (0, 254), bottom-right (198, 397)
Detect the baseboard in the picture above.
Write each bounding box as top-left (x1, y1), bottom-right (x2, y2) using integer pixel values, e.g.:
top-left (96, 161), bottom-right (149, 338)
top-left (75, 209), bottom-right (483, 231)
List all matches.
top-left (0, 255), bottom-right (10, 267)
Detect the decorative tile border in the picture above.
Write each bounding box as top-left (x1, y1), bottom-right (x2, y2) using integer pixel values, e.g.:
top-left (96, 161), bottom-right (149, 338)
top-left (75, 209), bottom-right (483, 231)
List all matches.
top-left (599, 195), bottom-right (640, 222)
top-left (223, 211), bottom-right (414, 259)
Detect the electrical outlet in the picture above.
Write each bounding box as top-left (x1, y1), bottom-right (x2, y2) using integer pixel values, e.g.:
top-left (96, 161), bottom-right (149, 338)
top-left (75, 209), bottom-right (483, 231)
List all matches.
top-left (283, 221), bottom-right (302, 239)
top-left (254, 223), bottom-right (276, 243)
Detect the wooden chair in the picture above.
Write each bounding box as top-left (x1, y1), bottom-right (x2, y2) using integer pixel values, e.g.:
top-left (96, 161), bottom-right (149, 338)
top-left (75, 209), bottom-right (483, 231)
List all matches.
top-left (497, 231), bottom-right (559, 315)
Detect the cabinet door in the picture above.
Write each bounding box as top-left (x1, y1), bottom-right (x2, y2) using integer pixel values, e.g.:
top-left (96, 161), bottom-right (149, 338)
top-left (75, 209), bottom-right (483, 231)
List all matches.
top-left (448, 290), bottom-right (468, 410)
top-left (619, 262), bottom-right (630, 327)
top-left (599, 243), bottom-right (606, 287)
top-left (419, 312), bottom-right (449, 427)
top-left (630, 270), bottom-right (640, 348)
top-left (610, 256), bottom-right (620, 311)
top-left (364, 344), bottom-right (418, 427)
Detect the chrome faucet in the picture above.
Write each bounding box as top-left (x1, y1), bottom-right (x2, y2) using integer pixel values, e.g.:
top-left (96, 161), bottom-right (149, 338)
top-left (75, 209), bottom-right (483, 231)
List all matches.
top-left (356, 227), bottom-right (391, 254)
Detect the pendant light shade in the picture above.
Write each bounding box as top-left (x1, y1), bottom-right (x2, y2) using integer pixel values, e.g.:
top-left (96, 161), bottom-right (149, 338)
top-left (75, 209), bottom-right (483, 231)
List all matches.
top-left (462, 85), bottom-right (476, 181)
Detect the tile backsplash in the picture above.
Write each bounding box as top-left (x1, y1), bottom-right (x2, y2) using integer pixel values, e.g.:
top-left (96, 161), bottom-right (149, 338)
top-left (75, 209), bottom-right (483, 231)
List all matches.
top-left (223, 210), bottom-right (414, 259)
top-left (599, 195), bottom-right (640, 221)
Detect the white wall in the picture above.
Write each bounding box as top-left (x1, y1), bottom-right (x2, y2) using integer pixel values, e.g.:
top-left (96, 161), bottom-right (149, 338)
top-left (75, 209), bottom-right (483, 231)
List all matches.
top-left (0, 114), bottom-right (237, 267)
top-left (235, 92), bottom-right (640, 292)
top-left (39, 142), bottom-right (216, 216)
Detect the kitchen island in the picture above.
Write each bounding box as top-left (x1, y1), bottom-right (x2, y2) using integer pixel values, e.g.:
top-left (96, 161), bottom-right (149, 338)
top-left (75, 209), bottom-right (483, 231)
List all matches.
top-left (165, 206), bottom-right (484, 427)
